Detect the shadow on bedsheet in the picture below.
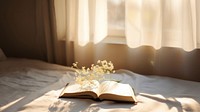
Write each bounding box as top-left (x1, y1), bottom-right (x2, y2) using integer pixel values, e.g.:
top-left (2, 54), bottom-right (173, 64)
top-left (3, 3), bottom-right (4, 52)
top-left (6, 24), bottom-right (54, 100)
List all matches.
top-left (0, 68), bottom-right (73, 112)
top-left (139, 94), bottom-right (183, 112)
top-left (48, 94), bottom-right (199, 112)
top-left (48, 98), bottom-right (134, 112)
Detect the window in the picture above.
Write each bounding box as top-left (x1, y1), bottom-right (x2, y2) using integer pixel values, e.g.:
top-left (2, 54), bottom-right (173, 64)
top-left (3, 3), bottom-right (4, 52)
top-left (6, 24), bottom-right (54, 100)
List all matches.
top-left (107, 0), bottom-right (125, 37)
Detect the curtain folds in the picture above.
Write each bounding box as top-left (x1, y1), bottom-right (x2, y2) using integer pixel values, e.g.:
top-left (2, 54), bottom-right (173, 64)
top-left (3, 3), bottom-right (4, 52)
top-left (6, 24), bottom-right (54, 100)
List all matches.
top-left (126, 0), bottom-right (200, 51)
top-left (44, 0), bottom-right (200, 68)
top-left (36, 0), bottom-right (200, 81)
top-left (53, 0), bottom-right (109, 66)
top-left (37, 0), bottom-right (68, 65)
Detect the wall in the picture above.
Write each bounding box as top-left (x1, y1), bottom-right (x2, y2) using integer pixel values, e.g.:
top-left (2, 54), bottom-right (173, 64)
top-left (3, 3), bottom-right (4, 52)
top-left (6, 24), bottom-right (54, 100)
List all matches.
top-left (0, 0), bottom-right (47, 60)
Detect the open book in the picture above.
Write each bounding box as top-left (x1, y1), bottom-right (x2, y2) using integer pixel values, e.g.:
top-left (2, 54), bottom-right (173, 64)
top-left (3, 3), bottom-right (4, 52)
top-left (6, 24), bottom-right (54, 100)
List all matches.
top-left (59, 81), bottom-right (137, 103)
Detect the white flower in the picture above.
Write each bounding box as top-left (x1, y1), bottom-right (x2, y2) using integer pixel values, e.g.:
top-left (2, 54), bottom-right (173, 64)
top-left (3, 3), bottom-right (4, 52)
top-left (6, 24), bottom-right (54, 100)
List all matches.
top-left (72, 60), bottom-right (115, 86)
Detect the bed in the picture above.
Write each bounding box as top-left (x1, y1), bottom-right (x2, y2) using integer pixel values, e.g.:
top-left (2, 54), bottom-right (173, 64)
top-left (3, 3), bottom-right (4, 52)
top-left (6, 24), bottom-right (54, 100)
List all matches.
top-left (0, 50), bottom-right (200, 112)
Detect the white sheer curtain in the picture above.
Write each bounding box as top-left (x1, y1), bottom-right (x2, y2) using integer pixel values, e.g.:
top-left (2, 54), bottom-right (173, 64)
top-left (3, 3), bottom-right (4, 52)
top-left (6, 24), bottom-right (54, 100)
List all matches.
top-left (126, 0), bottom-right (200, 51)
top-left (54, 0), bottom-right (108, 66)
top-left (53, 0), bottom-right (200, 67)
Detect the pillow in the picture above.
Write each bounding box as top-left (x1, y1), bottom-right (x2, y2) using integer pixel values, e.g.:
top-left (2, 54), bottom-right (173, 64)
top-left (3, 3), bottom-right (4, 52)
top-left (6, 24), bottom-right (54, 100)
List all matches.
top-left (0, 48), bottom-right (7, 61)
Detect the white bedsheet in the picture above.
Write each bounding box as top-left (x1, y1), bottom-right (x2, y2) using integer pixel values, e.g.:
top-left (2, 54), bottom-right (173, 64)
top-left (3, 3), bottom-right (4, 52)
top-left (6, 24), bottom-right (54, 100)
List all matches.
top-left (0, 58), bottom-right (199, 112)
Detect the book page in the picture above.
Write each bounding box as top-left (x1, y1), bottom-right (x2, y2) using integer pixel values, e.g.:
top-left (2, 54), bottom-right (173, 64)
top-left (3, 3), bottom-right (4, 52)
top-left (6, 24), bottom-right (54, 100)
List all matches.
top-left (99, 81), bottom-right (134, 97)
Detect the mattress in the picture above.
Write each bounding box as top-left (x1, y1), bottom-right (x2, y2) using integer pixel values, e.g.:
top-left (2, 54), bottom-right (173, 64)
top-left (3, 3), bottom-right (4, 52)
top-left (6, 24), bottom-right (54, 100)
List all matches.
top-left (0, 58), bottom-right (199, 112)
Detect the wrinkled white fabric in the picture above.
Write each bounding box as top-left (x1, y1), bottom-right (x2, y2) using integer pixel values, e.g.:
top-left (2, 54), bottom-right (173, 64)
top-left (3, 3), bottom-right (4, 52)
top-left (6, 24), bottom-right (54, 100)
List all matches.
top-left (0, 59), bottom-right (199, 112)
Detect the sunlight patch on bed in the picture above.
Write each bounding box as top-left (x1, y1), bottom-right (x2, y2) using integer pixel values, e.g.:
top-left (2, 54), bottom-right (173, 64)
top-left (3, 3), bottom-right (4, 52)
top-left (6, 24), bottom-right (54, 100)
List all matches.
top-left (1, 97), bottom-right (24, 111)
top-left (175, 97), bottom-right (200, 111)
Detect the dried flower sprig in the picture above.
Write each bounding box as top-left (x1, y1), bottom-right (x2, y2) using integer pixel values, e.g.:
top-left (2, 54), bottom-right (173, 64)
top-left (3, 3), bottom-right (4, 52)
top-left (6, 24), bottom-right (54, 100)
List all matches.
top-left (72, 60), bottom-right (115, 85)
